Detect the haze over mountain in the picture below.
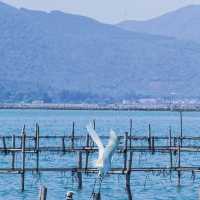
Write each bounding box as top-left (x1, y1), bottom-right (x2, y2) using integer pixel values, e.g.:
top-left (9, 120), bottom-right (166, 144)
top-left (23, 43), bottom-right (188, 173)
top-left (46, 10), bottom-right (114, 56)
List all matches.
top-left (1, 1), bottom-right (200, 103)
top-left (117, 5), bottom-right (200, 42)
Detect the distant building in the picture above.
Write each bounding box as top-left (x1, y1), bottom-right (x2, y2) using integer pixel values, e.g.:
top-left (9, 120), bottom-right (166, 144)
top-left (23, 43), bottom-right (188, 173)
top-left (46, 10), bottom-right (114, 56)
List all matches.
top-left (32, 100), bottom-right (44, 104)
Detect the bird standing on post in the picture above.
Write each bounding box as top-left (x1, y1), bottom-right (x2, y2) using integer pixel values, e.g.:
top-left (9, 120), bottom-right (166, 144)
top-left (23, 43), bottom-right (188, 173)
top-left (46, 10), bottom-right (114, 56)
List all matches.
top-left (86, 123), bottom-right (119, 194)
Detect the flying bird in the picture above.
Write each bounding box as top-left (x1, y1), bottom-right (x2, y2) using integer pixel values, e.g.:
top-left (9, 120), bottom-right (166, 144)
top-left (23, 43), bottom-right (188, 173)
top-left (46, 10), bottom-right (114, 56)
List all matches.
top-left (86, 123), bottom-right (119, 178)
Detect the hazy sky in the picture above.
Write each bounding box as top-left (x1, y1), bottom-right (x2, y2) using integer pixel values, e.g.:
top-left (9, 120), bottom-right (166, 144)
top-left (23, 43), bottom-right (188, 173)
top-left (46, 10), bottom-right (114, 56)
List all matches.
top-left (1, 0), bottom-right (200, 23)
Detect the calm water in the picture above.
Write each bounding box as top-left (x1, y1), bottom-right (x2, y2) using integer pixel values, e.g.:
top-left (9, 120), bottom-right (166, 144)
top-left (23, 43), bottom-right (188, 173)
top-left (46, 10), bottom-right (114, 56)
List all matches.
top-left (0, 109), bottom-right (200, 200)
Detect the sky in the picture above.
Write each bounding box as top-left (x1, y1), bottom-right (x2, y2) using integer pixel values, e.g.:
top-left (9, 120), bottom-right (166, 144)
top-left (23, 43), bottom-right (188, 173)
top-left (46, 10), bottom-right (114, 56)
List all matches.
top-left (1, 0), bottom-right (200, 23)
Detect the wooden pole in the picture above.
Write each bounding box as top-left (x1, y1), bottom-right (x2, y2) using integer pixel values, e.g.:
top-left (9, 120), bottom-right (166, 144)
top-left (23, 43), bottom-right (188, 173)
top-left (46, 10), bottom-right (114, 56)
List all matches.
top-left (85, 133), bottom-right (90, 173)
top-left (77, 151), bottom-right (82, 189)
top-left (93, 119), bottom-right (96, 130)
top-left (71, 122), bottom-right (75, 149)
top-left (169, 127), bottom-right (173, 168)
top-left (12, 135), bottom-right (16, 169)
top-left (39, 186), bottom-right (47, 200)
top-left (62, 136), bottom-right (65, 154)
top-left (180, 112), bottom-right (183, 147)
top-left (126, 151), bottom-right (133, 200)
top-left (152, 136), bottom-right (155, 154)
top-left (129, 119), bottom-right (132, 148)
top-left (148, 124), bottom-right (152, 150)
top-left (21, 125), bottom-right (26, 192)
top-left (2, 136), bottom-right (7, 154)
top-left (93, 192), bottom-right (101, 200)
top-left (123, 132), bottom-right (128, 170)
top-left (36, 124), bottom-right (40, 173)
top-left (178, 137), bottom-right (181, 186)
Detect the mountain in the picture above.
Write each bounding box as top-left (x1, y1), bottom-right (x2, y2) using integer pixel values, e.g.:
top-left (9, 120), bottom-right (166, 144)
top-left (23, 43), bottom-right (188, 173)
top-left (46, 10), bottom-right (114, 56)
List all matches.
top-left (1, 2), bottom-right (200, 103)
top-left (117, 5), bottom-right (200, 42)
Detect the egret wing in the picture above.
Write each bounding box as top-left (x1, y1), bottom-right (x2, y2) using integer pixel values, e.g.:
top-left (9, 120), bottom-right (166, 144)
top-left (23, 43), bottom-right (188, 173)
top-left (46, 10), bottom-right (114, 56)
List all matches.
top-left (104, 129), bottom-right (119, 160)
top-left (86, 123), bottom-right (104, 157)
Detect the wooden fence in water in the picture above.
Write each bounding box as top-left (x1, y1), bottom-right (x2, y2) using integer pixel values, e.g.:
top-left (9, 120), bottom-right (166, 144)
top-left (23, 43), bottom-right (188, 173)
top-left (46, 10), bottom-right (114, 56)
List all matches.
top-left (0, 112), bottom-right (200, 199)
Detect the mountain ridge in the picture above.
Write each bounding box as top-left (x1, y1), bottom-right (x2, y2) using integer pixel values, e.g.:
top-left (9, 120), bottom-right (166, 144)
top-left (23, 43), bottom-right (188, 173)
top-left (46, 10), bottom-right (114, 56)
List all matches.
top-left (1, 2), bottom-right (200, 103)
top-left (117, 5), bottom-right (200, 42)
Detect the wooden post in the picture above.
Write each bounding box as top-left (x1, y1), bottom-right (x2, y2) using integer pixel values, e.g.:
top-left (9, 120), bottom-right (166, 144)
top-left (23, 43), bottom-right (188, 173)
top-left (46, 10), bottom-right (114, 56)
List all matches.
top-left (129, 119), bottom-right (132, 148)
top-left (123, 132), bottom-right (128, 170)
top-left (152, 136), bottom-right (155, 154)
top-left (21, 125), bottom-right (26, 192)
top-left (36, 124), bottom-right (40, 173)
top-left (148, 124), bottom-right (152, 150)
top-left (173, 136), bottom-right (177, 155)
top-left (12, 135), bottom-right (16, 169)
top-left (93, 119), bottom-right (96, 130)
top-left (2, 136), bottom-right (7, 154)
top-left (178, 137), bottom-right (181, 186)
top-left (93, 192), bottom-right (101, 200)
top-left (85, 133), bottom-right (90, 173)
top-left (180, 112), bottom-right (183, 147)
top-left (71, 122), bottom-right (75, 149)
top-left (90, 120), bottom-right (96, 147)
top-left (169, 127), bottom-right (173, 168)
top-left (126, 151), bottom-right (133, 200)
top-left (77, 151), bottom-right (82, 189)
top-left (39, 186), bottom-right (47, 200)
top-left (62, 136), bottom-right (65, 154)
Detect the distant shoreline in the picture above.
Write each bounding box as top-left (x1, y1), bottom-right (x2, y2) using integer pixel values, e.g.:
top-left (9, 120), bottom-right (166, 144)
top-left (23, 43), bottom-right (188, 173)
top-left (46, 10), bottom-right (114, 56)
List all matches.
top-left (0, 103), bottom-right (200, 112)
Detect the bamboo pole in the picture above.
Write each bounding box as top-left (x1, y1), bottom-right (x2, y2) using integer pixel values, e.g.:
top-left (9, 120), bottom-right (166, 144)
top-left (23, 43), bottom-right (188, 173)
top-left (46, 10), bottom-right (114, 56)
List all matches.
top-left (36, 124), bottom-right (40, 173)
top-left (2, 136), bottom-right (7, 154)
top-left (180, 112), bottom-right (183, 147)
top-left (21, 125), bottom-right (26, 192)
top-left (126, 151), bottom-right (133, 200)
top-left (62, 136), bottom-right (65, 154)
top-left (178, 137), bottom-right (181, 186)
top-left (169, 127), bottom-right (173, 168)
top-left (77, 151), bottom-right (82, 189)
top-left (85, 133), bottom-right (90, 173)
top-left (129, 119), bottom-right (132, 148)
top-left (123, 132), bottom-right (128, 170)
top-left (148, 124), bottom-right (152, 150)
top-left (71, 122), bottom-right (75, 149)
top-left (12, 135), bottom-right (16, 169)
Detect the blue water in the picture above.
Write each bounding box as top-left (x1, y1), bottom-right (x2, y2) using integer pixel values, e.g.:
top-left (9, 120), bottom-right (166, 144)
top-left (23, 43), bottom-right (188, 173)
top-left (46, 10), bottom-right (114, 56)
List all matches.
top-left (0, 109), bottom-right (200, 200)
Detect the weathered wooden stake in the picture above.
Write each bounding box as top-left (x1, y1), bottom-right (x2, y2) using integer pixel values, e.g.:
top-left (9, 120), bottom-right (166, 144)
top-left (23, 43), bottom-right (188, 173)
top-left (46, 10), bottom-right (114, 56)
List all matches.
top-left (12, 135), bottom-right (16, 169)
top-left (2, 136), bottom-right (7, 154)
top-left (152, 136), bottom-right (155, 154)
top-left (173, 136), bottom-right (177, 155)
top-left (36, 124), bottom-right (40, 172)
top-left (93, 192), bottom-right (101, 200)
top-left (123, 132), bottom-right (128, 170)
top-left (126, 151), bottom-right (133, 200)
top-left (93, 119), bottom-right (96, 130)
top-left (169, 127), bottom-right (173, 168)
top-left (178, 137), bottom-right (181, 186)
top-left (148, 124), bottom-right (152, 150)
top-left (180, 112), bottom-right (183, 147)
top-left (21, 125), bottom-right (26, 192)
top-left (77, 151), bottom-right (82, 189)
top-left (85, 133), bottom-right (90, 173)
top-left (129, 119), bottom-right (132, 148)
top-left (71, 122), bottom-right (75, 149)
top-left (62, 136), bottom-right (65, 154)
top-left (39, 186), bottom-right (47, 200)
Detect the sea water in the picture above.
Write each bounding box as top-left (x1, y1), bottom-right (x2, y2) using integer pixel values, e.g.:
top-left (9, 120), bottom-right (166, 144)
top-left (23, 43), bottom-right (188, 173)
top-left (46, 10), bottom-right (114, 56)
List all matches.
top-left (0, 109), bottom-right (200, 200)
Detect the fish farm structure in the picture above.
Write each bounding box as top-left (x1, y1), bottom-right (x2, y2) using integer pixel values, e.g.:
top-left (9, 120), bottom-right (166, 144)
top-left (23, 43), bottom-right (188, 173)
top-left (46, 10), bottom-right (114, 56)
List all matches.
top-left (0, 112), bottom-right (200, 199)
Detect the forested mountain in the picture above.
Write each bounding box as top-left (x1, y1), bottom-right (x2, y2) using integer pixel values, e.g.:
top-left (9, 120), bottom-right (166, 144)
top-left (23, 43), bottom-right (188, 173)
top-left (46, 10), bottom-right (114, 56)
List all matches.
top-left (1, 2), bottom-right (200, 103)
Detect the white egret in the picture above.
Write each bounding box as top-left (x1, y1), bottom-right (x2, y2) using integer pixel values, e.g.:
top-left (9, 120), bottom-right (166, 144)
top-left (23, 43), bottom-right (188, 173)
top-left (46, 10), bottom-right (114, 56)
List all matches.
top-left (86, 123), bottom-right (119, 178)
top-left (86, 123), bottom-right (119, 198)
